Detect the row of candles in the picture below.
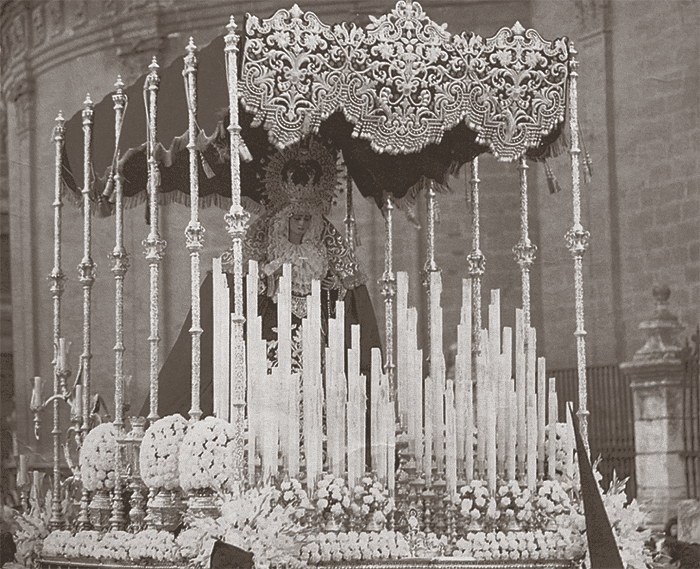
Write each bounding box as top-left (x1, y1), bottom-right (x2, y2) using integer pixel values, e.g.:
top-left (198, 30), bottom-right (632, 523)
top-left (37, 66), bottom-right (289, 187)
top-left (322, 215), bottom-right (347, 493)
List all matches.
top-left (397, 272), bottom-right (575, 495)
top-left (231, 262), bottom-right (396, 490)
top-left (212, 265), bottom-right (574, 496)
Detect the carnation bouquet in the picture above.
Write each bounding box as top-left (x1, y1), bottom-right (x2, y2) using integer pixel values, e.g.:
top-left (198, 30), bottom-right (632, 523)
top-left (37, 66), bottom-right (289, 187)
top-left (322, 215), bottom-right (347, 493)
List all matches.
top-left (315, 474), bottom-right (351, 520)
top-left (458, 479), bottom-right (494, 529)
top-left (270, 477), bottom-right (312, 522)
top-left (349, 476), bottom-right (395, 530)
top-left (494, 479), bottom-right (533, 530)
top-left (179, 416), bottom-right (238, 493)
top-left (79, 423), bottom-right (118, 492)
top-left (531, 479), bottom-right (577, 530)
top-left (139, 414), bottom-right (188, 491)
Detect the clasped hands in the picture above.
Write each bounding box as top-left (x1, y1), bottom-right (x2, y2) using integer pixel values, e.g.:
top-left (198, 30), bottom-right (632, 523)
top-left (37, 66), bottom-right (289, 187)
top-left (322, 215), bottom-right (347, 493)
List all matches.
top-left (264, 263), bottom-right (339, 291)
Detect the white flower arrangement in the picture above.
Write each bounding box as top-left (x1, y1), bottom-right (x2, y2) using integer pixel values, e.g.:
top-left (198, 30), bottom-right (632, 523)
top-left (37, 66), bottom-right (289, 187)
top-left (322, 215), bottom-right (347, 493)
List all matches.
top-left (350, 476), bottom-right (395, 527)
top-left (271, 477), bottom-right (312, 522)
top-left (139, 414), bottom-right (188, 491)
top-left (182, 486), bottom-right (309, 569)
top-left (495, 479), bottom-right (534, 528)
top-left (458, 479), bottom-right (494, 527)
top-left (179, 416), bottom-right (238, 493)
top-left (315, 474), bottom-right (351, 518)
top-left (532, 479), bottom-right (577, 530)
top-left (79, 423), bottom-right (118, 492)
top-left (42, 529), bottom-right (182, 562)
top-left (597, 472), bottom-right (653, 569)
top-left (11, 512), bottom-right (49, 567)
top-left (452, 529), bottom-right (586, 561)
top-left (300, 530), bottom-right (411, 563)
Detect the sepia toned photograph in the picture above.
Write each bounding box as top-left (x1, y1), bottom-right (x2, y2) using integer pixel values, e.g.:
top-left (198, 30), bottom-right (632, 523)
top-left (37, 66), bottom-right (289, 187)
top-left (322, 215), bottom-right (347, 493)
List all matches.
top-left (0, 1), bottom-right (699, 567)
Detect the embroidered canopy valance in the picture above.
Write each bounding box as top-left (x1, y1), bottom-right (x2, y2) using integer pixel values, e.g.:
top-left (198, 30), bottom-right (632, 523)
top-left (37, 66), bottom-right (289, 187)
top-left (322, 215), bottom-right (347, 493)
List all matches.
top-left (61, 1), bottom-right (571, 208)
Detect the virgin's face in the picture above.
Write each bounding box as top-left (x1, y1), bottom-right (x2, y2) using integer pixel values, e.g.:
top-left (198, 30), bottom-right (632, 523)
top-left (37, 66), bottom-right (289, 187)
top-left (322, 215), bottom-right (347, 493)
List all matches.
top-left (288, 213), bottom-right (312, 242)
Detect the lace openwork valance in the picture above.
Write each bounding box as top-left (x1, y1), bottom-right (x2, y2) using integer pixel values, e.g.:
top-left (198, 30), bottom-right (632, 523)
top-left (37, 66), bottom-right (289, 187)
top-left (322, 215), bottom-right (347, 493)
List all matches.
top-left (240, 1), bottom-right (570, 162)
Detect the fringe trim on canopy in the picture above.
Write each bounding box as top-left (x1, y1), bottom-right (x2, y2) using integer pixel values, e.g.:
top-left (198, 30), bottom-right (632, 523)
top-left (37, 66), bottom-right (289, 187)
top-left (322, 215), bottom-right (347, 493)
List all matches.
top-left (99, 190), bottom-right (265, 220)
top-left (391, 176), bottom-right (453, 229)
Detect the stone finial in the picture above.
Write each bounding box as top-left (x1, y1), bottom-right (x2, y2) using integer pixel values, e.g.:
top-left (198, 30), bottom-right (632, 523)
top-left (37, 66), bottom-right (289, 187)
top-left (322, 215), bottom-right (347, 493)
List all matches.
top-left (632, 284), bottom-right (684, 363)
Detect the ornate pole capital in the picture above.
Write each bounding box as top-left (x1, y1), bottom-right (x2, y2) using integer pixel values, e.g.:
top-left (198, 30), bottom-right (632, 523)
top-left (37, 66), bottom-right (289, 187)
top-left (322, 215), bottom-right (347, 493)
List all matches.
top-left (53, 110), bottom-right (65, 140)
top-left (225, 16), bottom-right (238, 53)
top-left (466, 251), bottom-right (486, 278)
top-left (184, 221), bottom-right (205, 253)
top-left (146, 57), bottom-right (160, 91)
top-left (48, 268), bottom-right (66, 296)
top-left (224, 205), bottom-right (250, 241)
top-left (110, 250), bottom-right (130, 278)
top-left (77, 258), bottom-right (96, 286)
top-left (568, 40), bottom-right (579, 74)
top-left (81, 94), bottom-right (94, 126)
top-left (142, 235), bottom-right (166, 264)
top-left (565, 223), bottom-right (590, 258)
top-left (112, 76), bottom-right (127, 111)
top-left (513, 237), bottom-right (538, 269)
top-left (184, 37), bottom-right (198, 76)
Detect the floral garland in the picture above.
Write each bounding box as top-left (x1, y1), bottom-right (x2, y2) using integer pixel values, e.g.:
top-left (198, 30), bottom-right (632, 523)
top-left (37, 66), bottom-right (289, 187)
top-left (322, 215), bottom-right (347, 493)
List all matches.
top-left (79, 423), bottom-right (118, 492)
top-left (453, 529), bottom-right (585, 561)
top-left (33, 464), bottom-right (654, 569)
top-left (140, 414), bottom-right (188, 491)
top-left (179, 416), bottom-right (237, 493)
top-left (42, 529), bottom-right (182, 562)
top-left (300, 531), bottom-right (411, 563)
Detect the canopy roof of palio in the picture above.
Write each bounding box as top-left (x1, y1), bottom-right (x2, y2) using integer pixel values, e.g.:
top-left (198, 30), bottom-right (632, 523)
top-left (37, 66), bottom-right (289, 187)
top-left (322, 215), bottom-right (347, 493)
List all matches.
top-left (61, 1), bottom-right (571, 211)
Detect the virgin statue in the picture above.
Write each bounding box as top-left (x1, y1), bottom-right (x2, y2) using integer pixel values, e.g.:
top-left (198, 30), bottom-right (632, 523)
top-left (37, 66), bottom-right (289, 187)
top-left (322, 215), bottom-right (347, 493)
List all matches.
top-left (149, 137), bottom-right (381, 418)
top-left (226, 137), bottom-right (381, 374)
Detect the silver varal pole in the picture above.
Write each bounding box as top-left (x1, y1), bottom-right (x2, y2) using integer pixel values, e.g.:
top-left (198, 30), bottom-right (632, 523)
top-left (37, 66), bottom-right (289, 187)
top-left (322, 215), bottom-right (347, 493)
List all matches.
top-left (225, 17), bottom-right (249, 491)
top-left (565, 41), bottom-right (591, 450)
top-left (513, 156), bottom-right (537, 330)
top-left (467, 158), bottom-right (485, 358)
top-left (110, 77), bottom-right (129, 531)
top-left (143, 58), bottom-right (166, 424)
top-left (111, 77), bottom-right (129, 435)
top-left (184, 38), bottom-right (205, 422)
top-left (79, 95), bottom-right (96, 439)
top-left (49, 112), bottom-right (67, 530)
top-left (380, 194), bottom-right (396, 399)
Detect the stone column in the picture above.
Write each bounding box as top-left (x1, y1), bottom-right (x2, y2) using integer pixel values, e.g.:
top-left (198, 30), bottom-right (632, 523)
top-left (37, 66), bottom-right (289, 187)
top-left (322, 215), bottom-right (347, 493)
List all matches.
top-left (621, 284), bottom-right (685, 530)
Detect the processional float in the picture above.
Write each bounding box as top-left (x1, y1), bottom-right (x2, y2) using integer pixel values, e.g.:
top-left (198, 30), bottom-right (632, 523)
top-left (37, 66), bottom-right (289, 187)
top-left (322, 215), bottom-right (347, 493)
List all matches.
top-left (32, 0), bottom-right (597, 562)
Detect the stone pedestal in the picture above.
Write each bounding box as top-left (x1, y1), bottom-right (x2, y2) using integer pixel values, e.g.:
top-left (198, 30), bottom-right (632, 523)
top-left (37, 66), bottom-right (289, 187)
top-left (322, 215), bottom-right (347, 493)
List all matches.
top-left (621, 285), bottom-right (686, 531)
top-left (625, 364), bottom-right (686, 530)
